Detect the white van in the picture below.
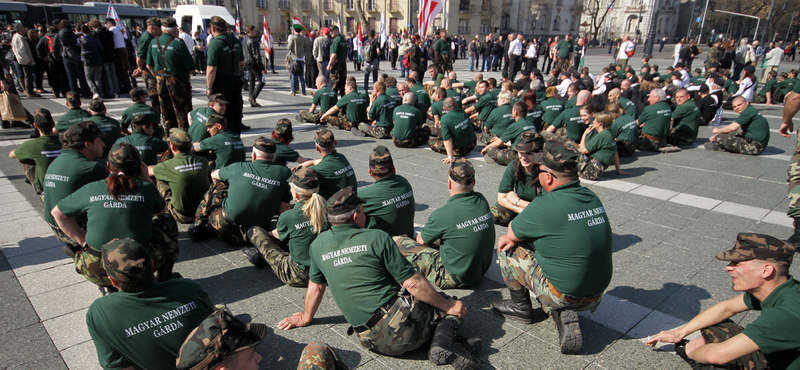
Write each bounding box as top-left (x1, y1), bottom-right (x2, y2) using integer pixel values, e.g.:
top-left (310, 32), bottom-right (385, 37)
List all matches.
top-left (173, 5), bottom-right (235, 38)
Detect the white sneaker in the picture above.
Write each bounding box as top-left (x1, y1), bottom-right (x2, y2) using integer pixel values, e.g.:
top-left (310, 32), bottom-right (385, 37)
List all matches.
top-left (92, 94), bottom-right (101, 99)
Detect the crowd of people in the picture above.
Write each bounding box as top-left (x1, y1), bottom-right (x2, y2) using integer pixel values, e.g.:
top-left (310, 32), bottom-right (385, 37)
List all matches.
top-left (5, 12), bottom-right (800, 370)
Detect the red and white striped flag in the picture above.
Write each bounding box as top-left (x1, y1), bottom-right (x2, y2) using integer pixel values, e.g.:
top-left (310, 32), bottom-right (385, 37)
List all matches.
top-left (418, 0), bottom-right (443, 37)
top-left (261, 12), bottom-right (271, 55)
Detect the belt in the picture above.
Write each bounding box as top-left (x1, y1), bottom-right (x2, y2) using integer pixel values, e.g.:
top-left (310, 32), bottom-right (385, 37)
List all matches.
top-left (83, 244), bottom-right (102, 258)
top-left (546, 278), bottom-right (601, 304)
top-left (640, 133), bottom-right (662, 142)
top-left (347, 295), bottom-right (398, 335)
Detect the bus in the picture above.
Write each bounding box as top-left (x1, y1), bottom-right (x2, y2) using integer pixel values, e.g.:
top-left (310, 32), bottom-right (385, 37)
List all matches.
top-left (0, 1), bottom-right (174, 30)
top-left (173, 5), bottom-right (235, 38)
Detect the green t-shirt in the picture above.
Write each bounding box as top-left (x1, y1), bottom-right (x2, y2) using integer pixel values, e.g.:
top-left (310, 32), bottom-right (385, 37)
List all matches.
top-left (420, 191), bottom-right (495, 285)
top-left (359, 174), bottom-right (415, 237)
top-left (690, 76), bottom-right (706, 86)
top-left (474, 92), bottom-right (496, 122)
top-left (540, 97), bottom-right (564, 125)
top-left (435, 73), bottom-right (445, 88)
top-left (556, 40), bottom-right (573, 58)
top-left (672, 101), bottom-right (701, 139)
top-left (526, 105), bottom-right (545, 133)
top-left (368, 93), bottom-right (396, 128)
top-left (218, 159), bottom-right (290, 230)
top-left (115, 132), bottom-right (169, 166)
top-left (552, 105), bottom-right (586, 143)
top-left (121, 103), bottom-right (159, 132)
top-left (310, 150), bottom-right (357, 199)
top-left (91, 115), bottom-right (123, 159)
top-left (386, 86), bottom-right (403, 107)
top-left (198, 129), bottom-right (245, 168)
top-left (43, 149), bottom-right (108, 225)
top-left (413, 87), bottom-right (432, 114)
top-left (638, 101), bottom-right (672, 139)
top-left (308, 224), bottom-right (416, 325)
top-left (778, 78), bottom-right (796, 95)
top-left (313, 85), bottom-right (338, 113)
top-left (86, 279), bottom-right (213, 370)
top-left (446, 88), bottom-right (462, 109)
top-left (57, 179), bottom-right (165, 249)
top-left (440, 109), bottom-right (476, 148)
top-left (206, 33), bottom-right (243, 76)
top-left (275, 200), bottom-right (322, 270)
top-left (498, 164), bottom-right (538, 202)
top-left (336, 90), bottom-right (369, 125)
top-left (271, 138), bottom-right (301, 166)
top-left (724, 79), bottom-right (737, 94)
top-left (463, 80), bottom-right (478, 96)
top-left (330, 35), bottom-right (348, 61)
top-left (735, 105), bottom-right (770, 148)
top-left (501, 118), bottom-right (538, 148)
top-left (794, 77), bottom-right (800, 94)
top-left (152, 153), bottom-right (210, 215)
top-left (430, 99), bottom-right (445, 118)
top-left (584, 129), bottom-right (616, 166)
top-left (392, 104), bottom-right (424, 140)
top-left (618, 97), bottom-right (638, 119)
top-left (188, 107), bottom-right (215, 142)
top-left (741, 277), bottom-right (800, 370)
top-left (14, 135), bottom-right (61, 191)
top-left (611, 114), bottom-right (639, 144)
top-left (434, 37), bottom-right (451, 56)
top-left (484, 104), bottom-right (514, 137)
top-left (146, 33), bottom-right (194, 76)
top-left (511, 181), bottom-right (612, 297)
top-left (55, 108), bottom-right (91, 133)
top-left (759, 79), bottom-right (777, 97)
top-left (136, 31), bottom-right (155, 59)
top-left (564, 95), bottom-right (577, 110)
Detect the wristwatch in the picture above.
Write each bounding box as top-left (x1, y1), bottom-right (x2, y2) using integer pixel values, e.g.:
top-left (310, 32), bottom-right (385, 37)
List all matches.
top-left (513, 198), bottom-right (521, 205)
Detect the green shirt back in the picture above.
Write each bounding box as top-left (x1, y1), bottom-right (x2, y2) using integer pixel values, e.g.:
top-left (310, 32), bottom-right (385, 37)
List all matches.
top-left (146, 33), bottom-right (194, 76)
top-left (526, 105), bottom-right (545, 132)
top-left (136, 31), bottom-right (155, 59)
top-left (552, 105), bottom-right (586, 142)
top-left (618, 97), bottom-right (639, 119)
top-left (330, 35), bottom-right (348, 61)
top-left (484, 104), bottom-right (514, 137)
top-left (431, 99), bottom-right (445, 118)
top-left (218, 160), bottom-right (291, 230)
top-left (310, 151), bottom-right (357, 199)
top-left (121, 103), bottom-right (159, 132)
top-left (152, 153), bottom-right (210, 215)
top-left (611, 114), bottom-right (639, 144)
top-left (188, 107), bottom-right (214, 142)
top-left (91, 115), bottom-right (123, 159)
top-left (43, 149), bottom-right (108, 225)
top-left (540, 97), bottom-right (564, 125)
top-left (271, 138), bottom-right (301, 166)
top-left (14, 135), bottom-right (61, 191)
top-left (672, 101), bottom-right (701, 139)
top-left (55, 108), bottom-right (91, 133)
top-left (275, 200), bottom-right (321, 269)
top-left (359, 175), bottom-right (415, 237)
top-left (501, 118), bottom-right (538, 148)
top-left (206, 33), bottom-right (243, 76)
top-left (198, 129), bottom-right (245, 168)
top-left (735, 105), bottom-right (770, 148)
top-left (368, 93), bottom-right (396, 128)
top-left (474, 92), bottom-right (496, 122)
top-left (759, 79), bottom-right (777, 97)
top-left (584, 129), bottom-right (616, 166)
top-left (313, 86), bottom-right (338, 113)
top-left (115, 132), bottom-right (169, 166)
top-left (639, 101), bottom-right (672, 139)
top-left (392, 104), bottom-right (424, 140)
top-left (386, 86), bottom-right (403, 107)
top-left (336, 90), bottom-right (369, 125)
top-left (440, 109), bottom-right (476, 148)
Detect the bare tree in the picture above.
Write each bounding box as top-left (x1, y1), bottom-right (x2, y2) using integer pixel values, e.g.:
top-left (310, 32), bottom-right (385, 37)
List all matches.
top-left (479, 0), bottom-right (502, 34)
top-left (583, 0), bottom-right (612, 41)
top-left (530, 0), bottom-right (549, 36)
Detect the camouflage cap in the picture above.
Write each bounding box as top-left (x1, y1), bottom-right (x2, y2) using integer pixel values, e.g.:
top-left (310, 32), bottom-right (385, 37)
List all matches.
top-left (716, 233), bottom-right (796, 265)
top-left (88, 99), bottom-right (106, 112)
top-left (176, 308), bottom-right (267, 370)
top-left (368, 145), bottom-right (393, 171)
top-left (161, 17), bottom-right (178, 28)
top-left (130, 87), bottom-right (146, 100)
top-left (209, 16), bottom-right (227, 29)
top-left (168, 128), bottom-right (192, 145)
top-left (314, 128), bottom-right (335, 148)
top-left (33, 108), bottom-right (54, 129)
top-left (208, 93), bottom-right (229, 105)
top-left (538, 140), bottom-right (578, 173)
top-left (204, 114), bottom-right (227, 127)
top-left (327, 186), bottom-right (365, 216)
top-left (63, 121), bottom-right (107, 145)
top-left (449, 158), bottom-right (475, 185)
top-left (146, 17), bottom-right (161, 26)
top-left (65, 91), bottom-right (81, 105)
top-left (107, 142), bottom-right (141, 171)
top-left (253, 136), bottom-right (276, 154)
top-left (275, 119), bottom-right (292, 136)
top-left (101, 238), bottom-right (153, 286)
top-left (289, 167), bottom-right (319, 190)
top-left (514, 131), bottom-right (544, 154)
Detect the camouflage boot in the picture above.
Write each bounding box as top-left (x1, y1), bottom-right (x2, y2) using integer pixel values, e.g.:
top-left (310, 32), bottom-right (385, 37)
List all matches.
top-left (553, 309), bottom-right (582, 354)
top-left (490, 287), bottom-right (534, 324)
top-left (787, 217), bottom-right (800, 248)
top-left (428, 318), bottom-right (481, 370)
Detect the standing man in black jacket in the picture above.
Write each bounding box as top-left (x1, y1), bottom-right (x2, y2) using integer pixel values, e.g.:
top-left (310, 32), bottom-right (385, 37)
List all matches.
top-left (243, 25), bottom-right (265, 108)
top-left (492, 35), bottom-right (504, 71)
top-left (481, 34), bottom-right (493, 72)
top-left (36, 26), bottom-right (67, 98)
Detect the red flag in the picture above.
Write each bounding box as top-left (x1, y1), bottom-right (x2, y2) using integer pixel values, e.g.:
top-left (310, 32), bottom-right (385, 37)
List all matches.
top-left (292, 16), bottom-right (310, 38)
top-left (261, 12), bottom-right (272, 55)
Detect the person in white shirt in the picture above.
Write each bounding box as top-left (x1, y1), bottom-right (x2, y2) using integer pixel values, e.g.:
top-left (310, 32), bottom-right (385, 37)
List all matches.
top-left (762, 42), bottom-right (785, 83)
top-left (179, 27), bottom-right (194, 51)
top-left (397, 32), bottom-right (411, 77)
top-left (673, 39), bottom-right (684, 68)
top-left (617, 35), bottom-right (635, 71)
top-left (105, 19), bottom-right (131, 94)
top-left (508, 34), bottom-right (524, 81)
top-left (524, 40), bottom-right (537, 75)
top-left (676, 63), bottom-right (691, 88)
top-left (556, 72), bottom-right (572, 97)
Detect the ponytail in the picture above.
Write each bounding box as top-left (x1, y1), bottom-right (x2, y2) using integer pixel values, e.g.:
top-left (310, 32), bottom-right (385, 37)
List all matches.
top-left (106, 162), bottom-right (139, 201)
top-left (290, 183), bottom-right (327, 234)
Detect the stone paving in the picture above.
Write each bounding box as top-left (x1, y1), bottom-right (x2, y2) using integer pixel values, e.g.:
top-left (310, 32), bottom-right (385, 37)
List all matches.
top-left (1, 46), bottom-right (800, 370)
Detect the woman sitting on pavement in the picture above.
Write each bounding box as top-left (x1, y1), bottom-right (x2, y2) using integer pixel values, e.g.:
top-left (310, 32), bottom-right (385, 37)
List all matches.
top-left (607, 102), bottom-right (639, 157)
top-left (491, 131), bottom-right (544, 226)
top-left (576, 108), bottom-right (630, 180)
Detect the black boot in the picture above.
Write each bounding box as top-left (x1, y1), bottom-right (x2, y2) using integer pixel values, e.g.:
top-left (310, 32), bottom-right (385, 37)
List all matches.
top-left (62, 244), bottom-right (81, 258)
top-left (99, 285), bottom-right (118, 296)
top-left (787, 217), bottom-right (800, 248)
top-left (552, 308), bottom-right (582, 354)
top-left (490, 288), bottom-right (534, 324)
top-left (188, 221), bottom-right (213, 242)
top-left (241, 246), bottom-right (267, 268)
top-left (156, 261), bottom-right (180, 282)
top-left (428, 318), bottom-right (481, 370)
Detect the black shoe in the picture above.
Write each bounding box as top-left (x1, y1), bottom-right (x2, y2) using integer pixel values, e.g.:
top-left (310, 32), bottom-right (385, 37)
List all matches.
top-left (241, 125), bottom-right (251, 131)
top-left (490, 288), bottom-right (534, 324)
top-left (99, 285), bottom-right (118, 296)
top-left (241, 246), bottom-right (267, 268)
top-left (272, 70), bottom-right (277, 74)
top-left (350, 127), bottom-right (366, 137)
top-left (1, 121), bottom-right (9, 129)
top-left (62, 244), bottom-right (81, 258)
top-left (428, 318), bottom-right (481, 370)
top-left (787, 217), bottom-right (800, 248)
top-left (188, 222), bottom-right (213, 242)
top-left (249, 97), bottom-right (261, 107)
top-left (553, 309), bottom-right (582, 354)
top-left (11, 121), bottom-right (30, 128)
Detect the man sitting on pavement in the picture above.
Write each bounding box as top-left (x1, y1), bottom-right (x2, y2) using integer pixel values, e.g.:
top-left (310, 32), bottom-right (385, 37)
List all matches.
top-left (705, 96), bottom-right (770, 155)
top-left (356, 81), bottom-right (396, 139)
top-left (88, 99), bottom-right (124, 159)
top-left (192, 115), bottom-right (245, 169)
top-left (301, 128), bottom-right (357, 199)
top-left (667, 88), bottom-right (701, 146)
top-left (121, 87), bottom-right (161, 135)
top-left (392, 92), bottom-right (431, 147)
top-left (9, 109), bottom-right (61, 194)
top-left (187, 93), bottom-right (228, 143)
top-left (321, 80), bottom-right (369, 131)
top-left (429, 98), bottom-right (477, 164)
top-left (115, 115), bottom-right (169, 166)
top-left (637, 89), bottom-right (673, 152)
top-left (359, 146), bottom-right (416, 237)
top-left (54, 92), bottom-right (91, 134)
top-left (298, 76), bottom-right (338, 124)
top-left (482, 102), bottom-right (538, 166)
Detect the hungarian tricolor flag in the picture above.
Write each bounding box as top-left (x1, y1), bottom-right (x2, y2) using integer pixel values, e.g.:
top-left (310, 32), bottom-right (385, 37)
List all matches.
top-left (356, 22), bottom-right (363, 64)
top-left (261, 13), bottom-right (271, 55)
top-left (292, 16), bottom-right (310, 37)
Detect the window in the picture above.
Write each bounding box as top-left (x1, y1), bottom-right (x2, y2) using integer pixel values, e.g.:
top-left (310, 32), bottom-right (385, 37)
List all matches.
top-left (256, 0), bottom-right (267, 8)
top-left (324, 0), bottom-right (333, 10)
top-left (500, 14), bottom-right (510, 30)
top-left (303, 16), bottom-right (312, 29)
top-left (553, 16), bottom-right (560, 31)
top-left (458, 19), bottom-right (469, 34)
top-left (301, 0), bottom-right (312, 10)
top-left (390, 18), bottom-right (398, 33)
top-left (480, 21), bottom-right (490, 34)
top-left (347, 17), bottom-right (355, 32)
top-left (390, 0), bottom-right (400, 12)
top-left (368, 0), bottom-right (377, 11)
top-left (324, 17), bottom-right (333, 27)
top-left (346, 0), bottom-right (354, 10)
top-left (278, 0), bottom-right (289, 9)
top-left (570, 19), bottom-right (575, 31)
top-left (369, 18), bottom-right (377, 32)
top-left (460, 0), bottom-right (471, 12)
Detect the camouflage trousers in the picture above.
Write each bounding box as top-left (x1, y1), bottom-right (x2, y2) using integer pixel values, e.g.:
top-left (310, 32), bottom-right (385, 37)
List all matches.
top-left (157, 75), bottom-right (193, 132)
top-left (142, 70), bottom-right (161, 120)
top-left (428, 138), bottom-right (477, 157)
top-left (299, 110), bottom-right (322, 124)
top-left (425, 123), bottom-right (442, 138)
top-left (578, 153), bottom-right (607, 181)
top-left (491, 204), bottom-right (518, 227)
top-left (248, 226), bottom-right (310, 287)
top-left (157, 180), bottom-right (196, 224)
top-left (194, 181), bottom-right (248, 246)
top-left (498, 245), bottom-right (602, 315)
top-left (48, 218), bottom-right (86, 251)
top-left (297, 342), bottom-right (350, 370)
top-left (75, 213), bottom-right (179, 286)
top-left (392, 235), bottom-right (465, 289)
top-left (485, 146), bottom-right (516, 166)
top-left (752, 94), bottom-right (768, 104)
top-left (637, 134), bottom-right (666, 152)
top-left (555, 57), bottom-right (571, 72)
top-left (683, 320), bottom-right (768, 370)
top-left (392, 126), bottom-right (431, 148)
top-left (541, 127), bottom-right (568, 143)
top-left (21, 162), bottom-right (41, 194)
top-left (330, 61), bottom-right (347, 97)
top-left (667, 129), bottom-right (696, 146)
top-left (326, 115), bottom-right (355, 131)
top-left (789, 135), bottom-right (800, 217)
top-left (476, 132), bottom-right (495, 145)
top-left (712, 132), bottom-right (765, 155)
top-left (438, 54), bottom-right (452, 73)
top-left (358, 123), bottom-right (392, 139)
top-left (354, 290), bottom-right (446, 356)
top-left (616, 140), bottom-right (636, 157)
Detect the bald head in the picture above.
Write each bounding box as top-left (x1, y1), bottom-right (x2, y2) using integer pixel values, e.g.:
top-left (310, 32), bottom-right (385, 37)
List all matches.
top-left (607, 88), bottom-right (620, 102)
top-left (576, 90), bottom-right (591, 106)
top-left (409, 71), bottom-right (419, 81)
top-left (448, 71), bottom-right (457, 80)
top-left (403, 92), bottom-right (417, 105)
top-left (473, 72), bottom-right (483, 81)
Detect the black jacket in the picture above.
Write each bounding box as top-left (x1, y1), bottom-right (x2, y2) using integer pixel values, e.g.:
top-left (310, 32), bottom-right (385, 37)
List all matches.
top-left (95, 27), bottom-right (115, 63)
top-left (242, 35), bottom-right (263, 69)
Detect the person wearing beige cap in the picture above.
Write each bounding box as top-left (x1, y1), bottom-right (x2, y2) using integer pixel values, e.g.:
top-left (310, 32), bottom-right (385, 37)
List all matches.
top-left (647, 233), bottom-right (800, 370)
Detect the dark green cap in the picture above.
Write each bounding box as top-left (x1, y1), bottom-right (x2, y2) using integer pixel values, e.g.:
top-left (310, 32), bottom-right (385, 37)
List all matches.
top-left (314, 128), bottom-right (335, 148)
top-left (449, 158), bottom-right (475, 185)
top-left (102, 238), bottom-right (153, 287)
top-left (275, 119), bottom-right (292, 136)
top-left (63, 121), bottom-right (106, 146)
top-left (204, 114), bottom-right (227, 127)
top-left (537, 140), bottom-right (578, 173)
top-left (108, 142), bottom-right (141, 172)
top-left (176, 308), bottom-right (267, 370)
top-left (161, 17), bottom-right (178, 28)
top-left (168, 128), bottom-right (192, 144)
top-left (289, 167), bottom-right (319, 189)
top-left (88, 99), bottom-right (106, 112)
top-left (716, 233), bottom-right (796, 265)
top-left (327, 186), bottom-right (365, 216)
top-left (368, 145), bottom-right (393, 171)
top-left (253, 136), bottom-right (276, 153)
top-left (514, 131), bottom-right (544, 154)
top-left (208, 93), bottom-right (229, 105)
top-left (33, 108), bottom-right (54, 129)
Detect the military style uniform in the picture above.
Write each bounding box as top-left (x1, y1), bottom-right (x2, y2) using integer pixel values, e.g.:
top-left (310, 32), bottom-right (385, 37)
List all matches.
top-left (386, 86), bottom-right (403, 107)
top-left (667, 101), bottom-right (701, 146)
top-left (546, 105), bottom-right (584, 143)
top-left (13, 134), bottom-right (60, 193)
top-left (310, 150), bottom-right (357, 199)
top-left (330, 34), bottom-right (348, 96)
top-left (187, 107), bottom-right (216, 142)
top-left (360, 148), bottom-right (416, 237)
top-left (55, 107), bottom-right (91, 133)
top-left (434, 37), bottom-right (452, 72)
top-left (137, 30), bottom-right (161, 119)
top-left (121, 102), bottom-right (159, 134)
top-left (492, 163), bottom-right (540, 226)
top-left (526, 105), bottom-right (545, 133)
top-left (411, 82), bottom-right (432, 115)
top-left (611, 114), bottom-right (639, 157)
top-left (710, 105), bottom-right (770, 155)
top-left (207, 32), bottom-right (245, 132)
top-left (300, 85), bottom-right (338, 123)
top-left (618, 97), bottom-right (639, 119)
top-left (90, 114), bottom-right (124, 159)
top-left (391, 103), bottom-right (430, 147)
top-left (359, 93), bottom-right (396, 139)
top-left (637, 100), bottom-right (672, 151)
top-left (578, 130), bottom-right (616, 180)
top-left (147, 30), bottom-right (195, 132)
top-left (705, 45), bottom-right (722, 70)
top-left (485, 118), bottom-right (537, 166)
top-left (152, 134), bottom-right (210, 224)
top-left (540, 97), bottom-right (564, 128)
top-left (327, 89), bottom-right (369, 131)
top-left (429, 108), bottom-right (477, 157)
top-left (197, 129), bottom-right (245, 169)
top-left (478, 104), bottom-right (513, 144)
top-left (115, 132), bottom-right (169, 166)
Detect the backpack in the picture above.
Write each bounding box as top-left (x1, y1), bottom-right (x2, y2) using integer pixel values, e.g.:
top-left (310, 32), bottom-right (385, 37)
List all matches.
top-left (403, 50), bottom-right (411, 68)
top-left (625, 42), bottom-right (636, 57)
top-left (364, 39), bottom-right (378, 62)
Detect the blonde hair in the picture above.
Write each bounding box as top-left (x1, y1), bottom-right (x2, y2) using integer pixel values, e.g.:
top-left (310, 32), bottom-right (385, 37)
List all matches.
top-left (595, 111), bottom-right (614, 129)
top-left (290, 183), bottom-right (327, 234)
top-left (501, 80), bottom-right (515, 95)
top-left (606, 102), bottom-right (625, 119)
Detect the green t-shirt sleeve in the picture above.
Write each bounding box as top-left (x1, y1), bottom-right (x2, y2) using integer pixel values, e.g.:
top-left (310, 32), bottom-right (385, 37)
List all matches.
top-left (87, 310), bottom-right (134, 370)
top-left (206, 40), bottom-right (219, 67)
top-left (13, 140), bottom-right (35, 162)
top-left (312, 90), bottom-right (323, 105)
top-left (742, 303), bottom-right (800, 354)
top-left (336, 94), bottom-right (350, 109)
top-left (376, 232), bottom-right (417, 284)
top-left (216, 162), bottom-right (238, 181)
top-left (275, 212), bottom-right (290, 240)
top-left (735, 108), bottom-right (754, 126)
top-left (498, 165), bottom-right (516, 193)
top-left (57, 185), bottom-right (91, 217)
top-left (198, 136), bottom-right (216, 151)
top-left (308, 242), bottom-right (327, 285)
top-left (368, 98), bottom-right (380, 119)
top-left (552, 111), bottom-right (566, 128)
top-left (152, 161), bottom-right (171, 182)
top-left (136, 35), bottom-right (150, 59)
top-left (441, 120), bottom-right (454, 141)
top-left (585, 132), bottom-right (602, 155)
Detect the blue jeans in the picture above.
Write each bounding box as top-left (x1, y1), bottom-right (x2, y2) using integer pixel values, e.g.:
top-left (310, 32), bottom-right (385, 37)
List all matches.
top-left (468, 55), bottom-right (474, 71)
top-left (400, 58), bottom-right (407, 77)
top-left (101, 62), bottom-right (117, 97)
top-left (320, 60), bottom-right (330, 84)
top-left (483, 55), bottom-right (491, 71)
top-left (290, 63), bottom-right (306, 94)
top-left (63, 60), bottom-right (89, 95)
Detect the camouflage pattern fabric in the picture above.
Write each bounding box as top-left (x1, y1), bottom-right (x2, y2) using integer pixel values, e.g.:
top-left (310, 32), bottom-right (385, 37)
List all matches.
top-left (194, 181), bottom-right (248, 246)
top-left (157, 76), bottom-right (193, 133)
top-left (616, 140), bottom-right (636, 157)
top-left (428, 137), bottom-right (476, 157)
top-left (717, 232), bottom-right (796, 264)
top-left (392, 235), bottom-right (464, 289)
top-left (358, 123), bottom-right (392, 139)
top-left (157, 180), bottom-right (196, 224)
top-left (354, 291), bottom-right (445, 356)
top-left (476, 132), bottom-right (496, 145)
top-left (425, 123), bottom-right (442, 138)
top-left (75, 246), bottom-right (112, 286)
top-left (393, 126), bottom-right (431, 148)
top-left (299, 110), bottom-right (322, 124)
top-left (102, 238), bottom-right (152, 284)
top-left (438, 54), bottom-right (452, 73)
top-left (752, 94), bottom-right (767, 104)
top-left (248, 226), bottom-right (309, 287)
top-left (330, 61), bottom-right (347, 96)
top-left (21, 163), bottom-right (40, 194)
top-left (297, 342), bottom-right (350, 370)
top-left (541, 127), bottom-right (568, 143)
top-left (788, 135), bottom-right (800, 217)
top-left (705, 46), bottom-right (721, 70)
top-left (498, 245), bottom-right (602, 315)
top-left (326, 115), bottom-right (355, 131)
top-left (48, 221), bottom-right (83, 251)
top-left (491, 203), bottom-right (518, 227)
top-left (637, 135), bottom-right (666, 152)
top-left (577, 153), bottom-right (607, 181)
top-left (175, 307), bottom-right (267, 370)
top-left (712, 132), bottom-right (765, 155)
top-left (142, 70), bottom-right (161, 119)
top-left (667, 129), bottom-right (696, 146)
top-left (485, 146), bottom-right (516, 166)
top-left (691, 320), bottom-right (768, 370)
top-left (469, 117), bottom-right (482, 132)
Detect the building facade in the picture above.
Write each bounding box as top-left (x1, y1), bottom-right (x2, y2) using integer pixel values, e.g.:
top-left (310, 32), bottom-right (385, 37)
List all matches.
top-left (581, 0), bottom-right (680, 42)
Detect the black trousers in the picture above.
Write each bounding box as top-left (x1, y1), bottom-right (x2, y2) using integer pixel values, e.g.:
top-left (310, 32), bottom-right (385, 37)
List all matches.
top-left (245, 65), bottom-right (264, 100)
top-left (305, 61), bottom-right (318, 87)
top-left (212, 75), bottom-right (244, 132)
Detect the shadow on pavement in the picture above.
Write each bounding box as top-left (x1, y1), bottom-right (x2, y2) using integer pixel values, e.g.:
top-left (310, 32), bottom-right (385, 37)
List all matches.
top-left (613, 233), bottom-right (644, 252)
top-left (607, 283), bottom-right (711, 317)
